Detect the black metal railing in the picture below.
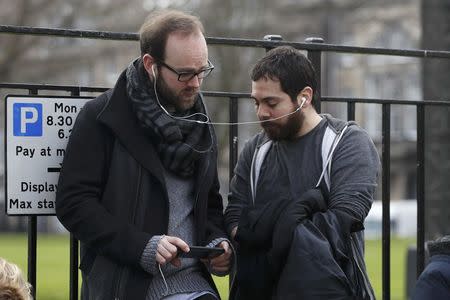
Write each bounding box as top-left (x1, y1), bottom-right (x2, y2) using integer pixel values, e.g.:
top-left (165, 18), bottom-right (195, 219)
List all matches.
top-left (1, 25), bottom-right (450, 300)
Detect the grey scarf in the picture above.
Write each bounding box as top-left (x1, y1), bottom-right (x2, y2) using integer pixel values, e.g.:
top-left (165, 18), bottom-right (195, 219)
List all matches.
top-left (126, 58), bottom-right (211, 177)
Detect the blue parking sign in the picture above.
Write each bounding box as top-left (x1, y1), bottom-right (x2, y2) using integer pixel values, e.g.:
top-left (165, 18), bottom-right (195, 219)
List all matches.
top-left (13, 103), bottom-right (43, 136)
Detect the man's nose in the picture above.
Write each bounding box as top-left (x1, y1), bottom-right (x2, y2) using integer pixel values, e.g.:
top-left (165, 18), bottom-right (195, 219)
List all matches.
top-left (256, 105), bottom-right (270, 120)
top-left (187, 74), bottom-right (201, 87)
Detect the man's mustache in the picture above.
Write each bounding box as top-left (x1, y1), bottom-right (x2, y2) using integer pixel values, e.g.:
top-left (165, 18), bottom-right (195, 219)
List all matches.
top-left (260, 119), bottom-right (278, 128)
top-left (183, 87), bottom-right (199, 93)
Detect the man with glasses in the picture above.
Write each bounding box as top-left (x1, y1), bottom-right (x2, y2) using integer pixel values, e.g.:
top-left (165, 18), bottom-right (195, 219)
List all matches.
top-left (56, 10), bottom-right (231, 300)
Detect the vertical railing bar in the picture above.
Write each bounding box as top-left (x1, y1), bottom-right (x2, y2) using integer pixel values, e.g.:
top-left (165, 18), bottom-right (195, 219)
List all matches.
top-left (306, 37), bottom-right (324, 113)
top-left (27, 217), bottom-right (37, 299)
top-left (69, 236), bottom-right (79, 299)
top-left (28, 88), bottom-right (39, 95)
top-left (229, 97), bottom-right (239, 179)
top-left (28, 88), bottom-right (38, 300)
top-left (416, 103), bottom-right (425, 276)
top-left (347, 101), bottom-right (356, 121)
top-left (228, 96), bottom-right (238, 290)
top-left (69, 89), bottom-right (80, 300)
top-left (382, 103), bottom-right (391, 300)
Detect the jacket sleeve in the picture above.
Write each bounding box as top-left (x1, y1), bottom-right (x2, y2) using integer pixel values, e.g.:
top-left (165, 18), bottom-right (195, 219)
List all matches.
top-left (55, 98), bottom-right (150, 268)
top-left (291, 126), bottom-right (380, 273)
top-left (324, 125), bottom-right (380, 231)
top-left (224, 137), bottom-right (258, 236)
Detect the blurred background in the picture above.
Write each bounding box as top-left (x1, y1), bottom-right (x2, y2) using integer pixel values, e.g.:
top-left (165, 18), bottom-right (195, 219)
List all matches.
top-left (0, 0), bottom-right (449, 299)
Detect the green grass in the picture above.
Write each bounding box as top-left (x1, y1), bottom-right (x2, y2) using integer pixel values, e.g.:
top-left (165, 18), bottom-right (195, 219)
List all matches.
top-left (0, 233), bottom-right (71, 300)
top-left (366, 237), bottom-right (416, 300)
top-left (0, 233), bottom-right (414, 300)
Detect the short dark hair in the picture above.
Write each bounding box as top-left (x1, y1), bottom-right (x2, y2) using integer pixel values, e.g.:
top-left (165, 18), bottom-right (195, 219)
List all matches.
top-left (251, 46), bottom-right (318, 102)
top-left (139, 10), bottom-right (204, 60)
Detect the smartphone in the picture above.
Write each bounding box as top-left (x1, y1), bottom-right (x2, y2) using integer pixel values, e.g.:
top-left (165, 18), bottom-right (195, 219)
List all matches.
top-left (177, 246), bottom-right (224, 259)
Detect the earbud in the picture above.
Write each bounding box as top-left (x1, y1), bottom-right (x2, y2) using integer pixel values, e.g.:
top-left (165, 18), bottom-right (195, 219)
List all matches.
top-left (291, 97), bottom-right (307, 114)
top-left (300, 97), bottom-right (306, 108)
top-left (151, 64), bottom-right (157, 78)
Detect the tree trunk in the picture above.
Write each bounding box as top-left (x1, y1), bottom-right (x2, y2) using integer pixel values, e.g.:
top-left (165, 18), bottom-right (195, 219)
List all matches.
top-left (421, 0), bottom-right (450, 239)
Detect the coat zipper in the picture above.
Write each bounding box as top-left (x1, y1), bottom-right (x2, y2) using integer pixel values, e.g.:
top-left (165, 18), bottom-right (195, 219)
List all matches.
top-left (131, 166), bottom-right (142, 223)
top-left (194, 158), bottom-right (210, 209)
top-left (114, 167), bottom-right (142, 300)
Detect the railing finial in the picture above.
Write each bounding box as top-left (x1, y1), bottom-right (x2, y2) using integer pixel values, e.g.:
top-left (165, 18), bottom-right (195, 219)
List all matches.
top-left (305, 37), bottom-right (324, 43)
top-left (263, 34), bottom-right (283, 41)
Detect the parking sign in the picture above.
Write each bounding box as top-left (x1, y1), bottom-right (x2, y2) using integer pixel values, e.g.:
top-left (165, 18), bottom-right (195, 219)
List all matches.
top-left (5, 95), bottom-right (93, 215)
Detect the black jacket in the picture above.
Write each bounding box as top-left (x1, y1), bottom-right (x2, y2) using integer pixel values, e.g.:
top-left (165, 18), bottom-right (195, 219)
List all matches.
top-left (413, 236), bottom-right (450, 300)
top-left (413, 255), bottom-right (450, 300)
top-left (274, 203), bottom-right (371, 299)
top-left (232, 188), bottom-right (327, 299)
top-left (55, 70), bottom-right (226, 300)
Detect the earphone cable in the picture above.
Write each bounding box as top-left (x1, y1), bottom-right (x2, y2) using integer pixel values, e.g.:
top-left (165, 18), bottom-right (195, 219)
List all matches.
top-left (152, 65), bottom-right (304, 128)
top-left (152, 70), bottom-right (213, 154)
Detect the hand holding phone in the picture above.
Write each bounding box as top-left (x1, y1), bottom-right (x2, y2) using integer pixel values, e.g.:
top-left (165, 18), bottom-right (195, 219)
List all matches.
top-left (177, 246), bottom-right (224, 259)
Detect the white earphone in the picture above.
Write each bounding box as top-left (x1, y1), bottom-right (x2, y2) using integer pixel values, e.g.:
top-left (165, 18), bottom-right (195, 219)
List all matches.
top-left (151, 64), bottom-right (157, 78)
top-left (300, 97), bottom-right (306, 108)
top-left (289, 97), bottom-right (307, 115)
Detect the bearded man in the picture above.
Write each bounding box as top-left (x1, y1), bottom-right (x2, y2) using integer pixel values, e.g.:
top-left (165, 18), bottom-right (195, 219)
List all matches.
top-left (225, 46), bottom-right (379, 300)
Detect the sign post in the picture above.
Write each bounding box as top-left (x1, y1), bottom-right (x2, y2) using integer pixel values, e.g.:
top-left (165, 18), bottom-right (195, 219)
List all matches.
top-left (5, 95), bottom-right (92, 215)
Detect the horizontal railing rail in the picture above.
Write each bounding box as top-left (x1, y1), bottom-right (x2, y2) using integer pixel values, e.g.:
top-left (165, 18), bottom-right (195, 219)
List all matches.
top-left (1, 25), bottom-right (450, 58)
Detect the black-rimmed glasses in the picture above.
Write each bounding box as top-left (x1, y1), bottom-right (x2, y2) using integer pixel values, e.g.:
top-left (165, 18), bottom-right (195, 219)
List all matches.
top-left (158, 59), bottom-right (214, 82)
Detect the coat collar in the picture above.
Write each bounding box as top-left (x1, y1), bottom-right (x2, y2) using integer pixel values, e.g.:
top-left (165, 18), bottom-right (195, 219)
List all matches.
top-left (97, 70), bottom-right (166, 185)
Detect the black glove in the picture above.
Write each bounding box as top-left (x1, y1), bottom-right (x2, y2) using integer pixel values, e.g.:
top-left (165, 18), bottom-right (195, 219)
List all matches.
top-left (235, 197), bottom-right (291, 250)
top-left (268, 188), bottom-right (328, 275)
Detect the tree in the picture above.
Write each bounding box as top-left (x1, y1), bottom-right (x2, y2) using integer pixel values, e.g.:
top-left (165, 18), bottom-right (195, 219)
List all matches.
top-left (422, 0), bottom-right (450, 239)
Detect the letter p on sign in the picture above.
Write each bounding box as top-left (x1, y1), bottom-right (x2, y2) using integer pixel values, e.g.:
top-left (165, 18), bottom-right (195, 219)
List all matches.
top-left (13, 103), bottom-right (43, 136)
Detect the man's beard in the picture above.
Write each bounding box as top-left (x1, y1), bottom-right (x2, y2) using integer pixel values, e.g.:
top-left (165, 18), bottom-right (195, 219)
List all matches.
top-left (156, 76), bottom-right (198, 112)
top-left (261, 106), bottom-right (304, 141)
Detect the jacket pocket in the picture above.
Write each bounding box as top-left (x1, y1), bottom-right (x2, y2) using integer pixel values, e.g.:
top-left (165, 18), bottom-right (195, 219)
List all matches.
top-left (83, 255), bottom-right (117, 300)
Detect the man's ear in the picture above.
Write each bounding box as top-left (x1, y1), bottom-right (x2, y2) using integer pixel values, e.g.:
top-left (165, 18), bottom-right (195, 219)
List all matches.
top-left (142, 54), bottom-right (156, 77)
top-left (296, 86), bottom-right (313, 107)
